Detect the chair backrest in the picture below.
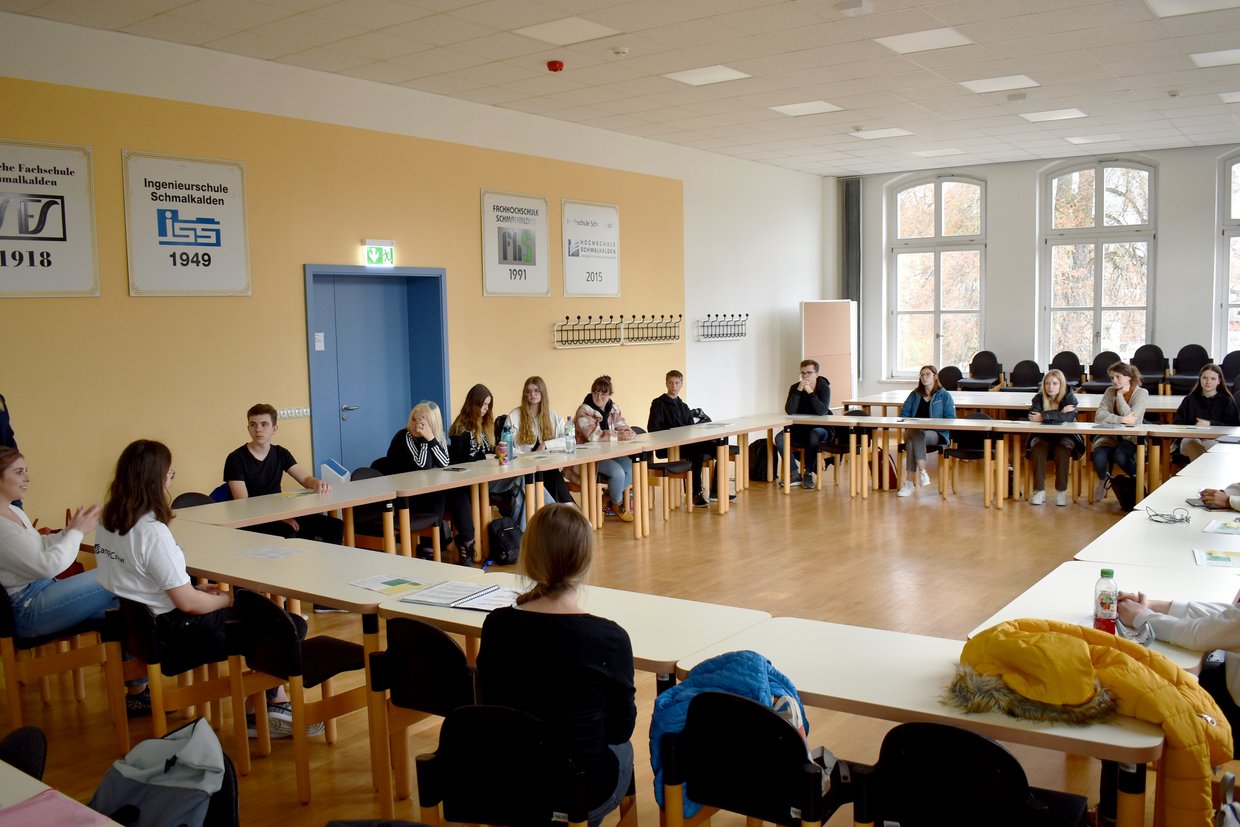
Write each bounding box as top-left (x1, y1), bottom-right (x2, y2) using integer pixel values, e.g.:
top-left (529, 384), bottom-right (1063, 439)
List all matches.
top-left (1131, 343), bottom-right (1167, 374)
top-left (1088, 351), bottom-right (1120, 380)
top-left (373, 617), bottom-right (475, 716)
top-left (668, 691), bottom-right (827, 826)
top-left (417, 705), bottom-right (587, 826)
top-left (1048, 351), bottom-right (1083, 384)
top-left (1223, 351), bottom-right (1240, 392)
top-left (118, 597), bottom-right (210, 676)
top-left (0, 726), bottom-right (47, 780)
top-left (967, 351), bottom-right (1000, 379)
top-left (208, 483), bottom-right (232, 502)
top-left (937, 366), bottom-right (963, 391)
top-left (370, 456), bottom-right (395, 476)
top-left (0, 583), bottom-right (17, 639)
top-left (171, 492), bottom-right (213, 509)
top-left (1006, 360), bottom-right (1042, 387)
top-left (951, 413), bottom-right (992, 453)
top-left (494, 413), bottom-right (509, 447)
top-left (873, 722), bottom-right (1043, 826)
top-left (1172, 343), bottom-right (1211, 374)
top-left (229, 589), bottom-right (303, 680)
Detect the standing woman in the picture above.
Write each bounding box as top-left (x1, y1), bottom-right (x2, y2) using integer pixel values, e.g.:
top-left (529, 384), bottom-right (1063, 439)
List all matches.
top-left (507, 376), bottom-right (573, 503)
top-left (896, 365), bottom-right (956, 498)
top-left (476, 505), bottom-right (635, 827)
top-left (573, 376), bottom-right (636, 522)
top-left (1172, 363), bottom-right (1239, 461)
top-left (387, 401), bottom-right (476, 564)
top-left (1026, 368), bottom-right (1084, 506)
top-left (1091, 361), bottom-right (1149, 500)
top-left (0, 447), bottom-right (115, 639)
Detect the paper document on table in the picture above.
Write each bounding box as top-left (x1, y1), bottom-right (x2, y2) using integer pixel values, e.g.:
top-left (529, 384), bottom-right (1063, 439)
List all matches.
top-left (349, 574), bottom-right (424, 596)
top-left (1194, 549), bottom-right (1240, 567)
top-left (1092, 423), bottom-right (1121, 429)
top-left (239, 546), bottom-right (305, 560)
top-left (1204, 519), bottom-right (1240, 535)
top-left (279, 489), bottom-right (317, 497)
top-left (455, 588), bottom-right (520, 612)
top-left (400, 580), bottom-right (519, 611)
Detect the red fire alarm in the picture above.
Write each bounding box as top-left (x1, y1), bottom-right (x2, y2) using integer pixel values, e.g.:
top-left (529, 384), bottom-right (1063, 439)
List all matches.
top-left (547, 60), bottom-right (565, 72)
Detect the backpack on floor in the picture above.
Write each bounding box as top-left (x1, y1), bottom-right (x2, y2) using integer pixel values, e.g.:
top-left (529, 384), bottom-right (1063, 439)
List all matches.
top-left (874, 447), bottom-right (899, 489)
top-left (1111, 475), bottom-right (1137, 512)
top-left (748, 439), bottom-right (769, 482)
top-left (487, 517), bottom-right (522, 565)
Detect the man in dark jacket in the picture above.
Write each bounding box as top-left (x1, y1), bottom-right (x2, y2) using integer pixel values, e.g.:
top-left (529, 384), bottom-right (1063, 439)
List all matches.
top-left (648, 370), bottom-right (732, 508)
top-left (775, 359), bottom-right (832, 489)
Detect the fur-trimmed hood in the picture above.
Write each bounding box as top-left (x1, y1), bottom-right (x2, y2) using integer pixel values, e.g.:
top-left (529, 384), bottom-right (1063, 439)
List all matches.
top-left (946, 663), bottom-right (1115, 725)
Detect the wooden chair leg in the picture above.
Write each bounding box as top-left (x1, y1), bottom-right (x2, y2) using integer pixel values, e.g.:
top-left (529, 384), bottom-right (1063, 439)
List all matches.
top-left (291, 678), bottom-right (311, 804)
top-left (149, 664), bottom-right (168, 738)
top-left (71, 637), bottom-right (87, 702)
top-left (228, 656), bottom-right (252, 776)
top-left (322, 676), bottom-right (338, 744)
top-left (2, 640), bottom-right (24, 727)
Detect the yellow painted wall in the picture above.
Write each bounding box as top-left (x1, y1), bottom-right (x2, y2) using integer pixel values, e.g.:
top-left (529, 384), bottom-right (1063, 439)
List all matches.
top-left (2, 78), bottom-right (685, 521)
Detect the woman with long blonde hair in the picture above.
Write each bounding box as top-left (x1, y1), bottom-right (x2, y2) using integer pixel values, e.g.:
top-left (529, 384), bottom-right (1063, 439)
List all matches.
top-left (507, 376), bottom-right (574, 503)
top-left (1026, 368), bottom-right (1083, 506)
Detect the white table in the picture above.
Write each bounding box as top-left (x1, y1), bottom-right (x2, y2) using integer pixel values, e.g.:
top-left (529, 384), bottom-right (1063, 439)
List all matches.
top-left (1074, 509), bottom-right (1240, 569)
top-left (1171, 450), bottom-right (1240, 480)
top-left (0, 760), bottom-right (48, 808)
top-left (969, 561), bottom-right (1240, 669)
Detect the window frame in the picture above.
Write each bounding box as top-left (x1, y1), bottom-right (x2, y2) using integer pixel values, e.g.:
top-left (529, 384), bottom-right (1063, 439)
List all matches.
top-left (1215, 151), bottom-right (1240, 359)
top-left (1038, 159), bottom-right (1157, 365)
top-left (886, 174), bottom-right (987, 380)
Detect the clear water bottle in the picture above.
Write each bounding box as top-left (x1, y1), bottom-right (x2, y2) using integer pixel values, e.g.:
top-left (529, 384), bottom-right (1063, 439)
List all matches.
top-left (1093, 568), bottom-right (1117, 634)
top-left (563, 416), bottom-right (576, 455)
top-left (498, 420), bottom-right (514, 466)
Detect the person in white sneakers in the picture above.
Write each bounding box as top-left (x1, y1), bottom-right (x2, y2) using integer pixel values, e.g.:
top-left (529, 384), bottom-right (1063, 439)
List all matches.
top-left (1026, 369), bottom-right (1084, 506)
top-left (897, 366), bottom-right (955, 497)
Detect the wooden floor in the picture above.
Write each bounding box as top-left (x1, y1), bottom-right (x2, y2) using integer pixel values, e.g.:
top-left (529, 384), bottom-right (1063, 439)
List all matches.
top-left (22, 464), bottom-right (1134, 825)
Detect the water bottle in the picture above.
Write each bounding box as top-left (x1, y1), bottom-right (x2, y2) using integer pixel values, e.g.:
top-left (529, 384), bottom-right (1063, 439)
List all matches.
top-left (498, 421), bottom-right (513, 467)
top-left (563, 416), bottom-right (576, 455)
top-left (1093, 568), bottom-right (1117, 634)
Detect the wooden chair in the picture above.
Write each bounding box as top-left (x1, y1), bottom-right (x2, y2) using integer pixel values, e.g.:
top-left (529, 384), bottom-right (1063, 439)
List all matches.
top-left (648, 458), bottom-right (694, 518)
top-left (939, 413), bottom-right (994, 505)
top-left (363, 461), bottom-right (442, 559)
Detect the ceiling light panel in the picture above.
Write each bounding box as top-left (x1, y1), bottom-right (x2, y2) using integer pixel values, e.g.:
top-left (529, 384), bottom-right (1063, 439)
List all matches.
top-left (663, 65), bottom-right (751, 86)
top-left (1020, 108), bottom-right (1087, 122)
top-left (912, 148), bottom-right (966, 156)
top-left (851, 128), bottom-right (914, 139)
top-left (1065, 134), bottom-right (1123, 144)
top-left (1145, 0), bottom-right (1240, 17)
top-left (513, 17), bottom-right (621, 46)
top-left (959, 75), bottom-right (1040, 93)
top-left (1191, 49), bottom-right (1240, 67)
top-left (873, 27), bottom-right (974, 54)
top-left (770, 100), bottom-right (844, 116)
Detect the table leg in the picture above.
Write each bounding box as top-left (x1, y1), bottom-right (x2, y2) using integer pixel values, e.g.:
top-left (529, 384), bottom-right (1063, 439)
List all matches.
top-left (382, 503), bottom-right (397, 554)
top-left (1149, 442), bottom-right (1163, 491)
top-left (642, 457), bottom-right (651, 537)
top-left (342, 507), bottom-right (355, 547)
top-left (524, 474), bottom-right (536, 524)
top-left (738, 433), bottom-right (749, 491)
top-left (872, 428), bottom-right (881, 491)
top-left (1013, 435), bottom-right (1024, 501)
top-left (475, 484), bottom-right (489, 561)
top-left (715, 442), bottom-right (728, 515)
top-left (848, 433), bottom-right (857, 498)
top-left (994, 436), bottom-right (1003, 509)
top-left (1136, 443), bottom-right (1146, 501)
top-left (396, 499), bottom-right (411, 557)
top-left (633, 454), bottom-right (645, 539)
top-left (766, 429), bottom-right (775, 482)
top-left (860, 433), bottom-right (870, 499)
top-left (1116, 762), bottom-right (1146, 827)
top-left (781, 430), bottom-right (792, 494)
top-left (362, 613), bottom-right (384, 797)
top-left (656, 673), bottom-right (676, 694)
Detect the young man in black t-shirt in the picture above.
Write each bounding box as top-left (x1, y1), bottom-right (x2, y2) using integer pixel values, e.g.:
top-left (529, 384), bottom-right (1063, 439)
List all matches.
top-left (647, 370), bottom-right (732, 508)
top-left (223, 403), bottom-right (343, 546)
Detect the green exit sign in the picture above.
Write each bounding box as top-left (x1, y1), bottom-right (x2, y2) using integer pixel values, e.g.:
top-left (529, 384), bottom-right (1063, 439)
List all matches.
top-left (363, 239), bottom-right (395, 267)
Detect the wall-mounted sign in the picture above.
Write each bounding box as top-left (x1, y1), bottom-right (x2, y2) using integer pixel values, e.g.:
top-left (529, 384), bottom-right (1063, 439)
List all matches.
top-left (481, 189), bottom-right (549, 296)
top-left (363, 238), bottom-right (394, 267)
top-left (0, 139), bottom-right (99, 297)
top-left (123, 151), bottom-right (250, 296)
top-left (562, 199), bottom-right (619, 297)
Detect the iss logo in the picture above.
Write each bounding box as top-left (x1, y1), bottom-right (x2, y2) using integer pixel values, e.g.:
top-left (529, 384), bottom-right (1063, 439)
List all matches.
top-left (0, 192), bottom-right (66, 241)
top-left (567, 239), bottom-right (581, 257)
top-left (156, 208), bottom-right (221, 247)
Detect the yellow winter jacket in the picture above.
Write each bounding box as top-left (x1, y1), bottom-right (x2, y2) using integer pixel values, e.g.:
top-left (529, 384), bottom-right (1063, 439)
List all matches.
top-left (961, 619), bottom-right (1232, 827)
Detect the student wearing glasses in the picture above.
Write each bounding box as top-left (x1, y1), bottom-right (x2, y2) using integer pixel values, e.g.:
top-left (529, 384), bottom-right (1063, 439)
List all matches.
top-left (774, 360), bottom-right (832, 490)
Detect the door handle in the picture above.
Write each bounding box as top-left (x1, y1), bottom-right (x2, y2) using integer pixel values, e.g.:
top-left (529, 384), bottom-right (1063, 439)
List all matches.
top-left (341, 404), bottom-right (360, 412)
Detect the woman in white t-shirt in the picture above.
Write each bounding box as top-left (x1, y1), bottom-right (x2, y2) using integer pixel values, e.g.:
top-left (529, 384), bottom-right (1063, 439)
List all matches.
top-left (507, 375), bottom-right (573, 503)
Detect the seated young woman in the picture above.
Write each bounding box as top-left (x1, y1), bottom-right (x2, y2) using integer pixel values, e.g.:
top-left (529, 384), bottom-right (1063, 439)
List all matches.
top-left (476, 504), bottom-right (635, 827)
top-left (507, 375), bottom-right (574, 504)
top-left (1172, 363), bottom-right (1240, 461)
top-left (896, 365), bottom-right (955, 498)
top-left (0, 447), bottom-right (115, 638)
top-left (571, 376), bottom-right (636, 522)
top-left (94, 439), bottom-right (311, 733)
top-left (386, 401), bottom-right (476, 565)
top-left (1026, 368), bottom-right (1084, 506)
top-left (1091, 361), bottom-right (1148, 501)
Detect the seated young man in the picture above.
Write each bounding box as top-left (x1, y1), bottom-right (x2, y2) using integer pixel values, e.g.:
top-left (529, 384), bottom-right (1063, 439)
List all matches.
top-left (223, 404), bottom-right (343, 545)
top-left (774, 359), bottom-right (833, 490)
top-left (647, 370), bottom-right (733, 508)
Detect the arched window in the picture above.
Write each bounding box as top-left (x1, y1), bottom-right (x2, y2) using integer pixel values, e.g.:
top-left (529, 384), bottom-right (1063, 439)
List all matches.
top-left (1040, 161), bottom-right (1155, 361)
top-left (1216, 152), bottom-right (1240, 355)
top-left (887, 176), bottom-right (984, 376)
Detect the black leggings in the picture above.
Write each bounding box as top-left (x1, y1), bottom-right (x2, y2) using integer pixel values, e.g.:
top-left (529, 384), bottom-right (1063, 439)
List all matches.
top-left (409, 488), bottom-right (474, 545)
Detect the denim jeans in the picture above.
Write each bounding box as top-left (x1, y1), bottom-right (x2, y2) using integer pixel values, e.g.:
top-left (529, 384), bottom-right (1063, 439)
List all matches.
top-left (588, 741), bottom-right (634, 827)
top-left (1092, 440), bottom-right (1137, 479)
top-left (10, 569), bottom-right (117, 639)
top-left (773, 427), bottom-right (830, 475)
top-left (599, 457), bottom-right (634, 504)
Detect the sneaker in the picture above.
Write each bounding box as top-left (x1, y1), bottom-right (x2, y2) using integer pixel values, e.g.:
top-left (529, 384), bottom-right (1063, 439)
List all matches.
top-left (267, 702), bottom-right (325, 737)
top-left (313, 604), bottom-right (347, 614)
top-left (613, 499), bottom-right (634, 523)
top-left (692, 493), bottom-right (708, 509)
top-left (918, 469), bottom-right (932, 487)
top-left (802, 472), bottom-right (816, 490)
top-left (708, 491), bottom-right (738, 502)
top-left (125, 687), bottom-right (151, 717)
top-left (457, 542), bottom-right (475, 567)
top-left (247, 712), bottom-right (293, 739)
top-left (1030, 490), bottom-right (1045, 505)
top-left (897, 481), bottom-right (915, 497)
top-left (776, 473), bottom-right (802, 486)
top-left (1056, 490), bottom-right (1069, 507)
top-left (1093, 476), bottom-right (1109, 501)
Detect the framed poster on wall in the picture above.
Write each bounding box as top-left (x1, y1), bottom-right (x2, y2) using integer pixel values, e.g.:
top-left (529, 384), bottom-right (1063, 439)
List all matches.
top-left (562, 199), bottom-right (619, 297)
top-left (123, 151), bottom-right (250, 296)
top-left (480, 189), bottom-right (549, 296)
top-left (0, 139), bottom-right (99, 297)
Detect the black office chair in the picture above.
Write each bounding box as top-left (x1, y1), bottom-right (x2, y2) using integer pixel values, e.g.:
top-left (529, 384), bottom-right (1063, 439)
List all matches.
top-left (370, 617), bottom-right (477, 816)
top-left (366, 458), bottom-right (443, 560)
top-left (0, 725), bottom-right (47, 779)
top-left (1223, 350), bottom-right (1240, 395)
top-left (940, 413), bottom-right (994, 503)
top-left (1079, 350), bottom-right (1121, 394)
top-left (937, 365), bottom-right (963, 391)
top-left (661, 691), bottom-right (854, 827)
top-left (1048, 351), bottom-right (1084, 390)
top-left (225, 589), bottom-right (367, 803)
top-left (1131, 343), bottom-right (1168, 394)
top-left (956, 351), bottom-right (1003, 391)
top-left (1000, 359), bottom-right (1043, 394)
top-left (416, 705), bottom-right (636, 827)
top-left (1168, 344), bottom-right (1211, 395)
top-left (171, 491), bottom-right (214, 509)
top-left (858, 722), bottom-right (1087, 827)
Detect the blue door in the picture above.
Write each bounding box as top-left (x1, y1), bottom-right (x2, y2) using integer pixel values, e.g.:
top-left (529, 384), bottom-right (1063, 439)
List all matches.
top-left (305, 266), bottom-right (449, 472)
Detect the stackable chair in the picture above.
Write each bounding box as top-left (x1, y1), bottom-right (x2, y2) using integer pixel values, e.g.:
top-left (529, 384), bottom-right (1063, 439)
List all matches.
top-left (1168, 343), bottom-right (1211, 395)
top-left (0, 725), bottom-right (47, 779)
top-left (956, 351), bottom-right (1003, 391)
top-left (1131, 344), bottom-right (1169, 394)
top-left (1049, 351), bottom-right (1085, 390)
top-left (647, 457), bottom-right (694, 518)
top-left (1000, 360), bottom-right (1043, 394)
top-left (225, 589), bottom-right (367, 804)
top-left (1223, 350), bottom-right (1240, 395)
top-left (366, 459), bottom-right (443, 560)
top-left (1079, 351), bottom-right (1121, 394)
top-left (369, 617), bottom-right (477, 818)
top-left (821, 410), bottom-right (871, 492)
top-left (416, 705), bottom-right (637, 827)
top-left (660, 691), bottom-right (854, 827)
top-left (853, 722), bottom-right (1087, 826)
top-left (171, 492), bottom-right (214, 509)
top-left (937, 365), bottom-right (963, 390)
top-left (939, 413), bottom-right (994, 504)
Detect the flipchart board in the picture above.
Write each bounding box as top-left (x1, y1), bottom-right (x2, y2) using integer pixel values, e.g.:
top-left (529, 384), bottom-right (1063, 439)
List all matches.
top-left (801, 300), bottom-right (858, 404)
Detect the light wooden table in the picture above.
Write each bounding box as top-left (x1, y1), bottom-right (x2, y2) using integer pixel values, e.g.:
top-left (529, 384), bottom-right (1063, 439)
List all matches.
top-left (1074, 508), bottom-right (1240, 569)
top-left (845, 390), bottom-right (1182, 418)
top-left (675, 616), bottom-right (1164, 827)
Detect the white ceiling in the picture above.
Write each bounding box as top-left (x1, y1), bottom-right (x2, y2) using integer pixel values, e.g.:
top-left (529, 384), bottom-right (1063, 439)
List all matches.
top-left (8, 0), bottom-right (1240, 176)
